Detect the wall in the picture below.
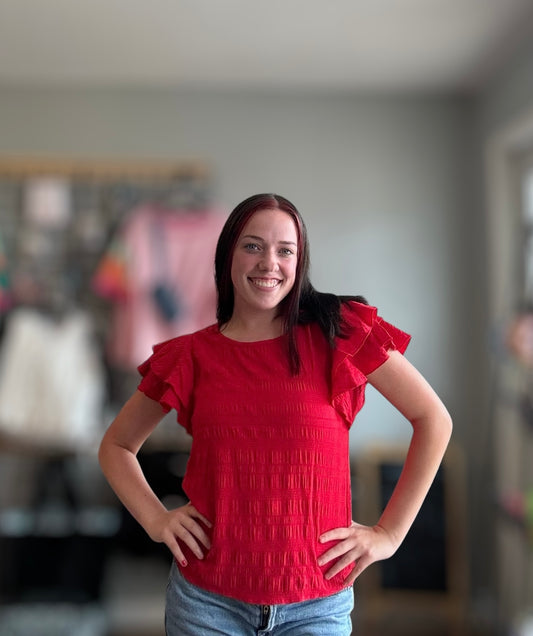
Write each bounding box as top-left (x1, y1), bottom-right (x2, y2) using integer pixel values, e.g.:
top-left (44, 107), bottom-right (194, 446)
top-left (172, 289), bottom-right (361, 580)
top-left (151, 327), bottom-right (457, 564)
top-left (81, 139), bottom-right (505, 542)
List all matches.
top-left (0, 86), bottom-right (481, 454)
top-left (479, 34), bottom-right (533, 135)
top-left (475, 34), bottom-right (533, 627)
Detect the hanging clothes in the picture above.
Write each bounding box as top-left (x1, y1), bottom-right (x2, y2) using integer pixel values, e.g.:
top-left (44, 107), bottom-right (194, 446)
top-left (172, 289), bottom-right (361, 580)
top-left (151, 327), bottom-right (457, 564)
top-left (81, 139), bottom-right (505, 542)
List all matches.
top-left (92, 205), bottom-right (226, 370)
top-left (0, 308), bottom-right (105, 448)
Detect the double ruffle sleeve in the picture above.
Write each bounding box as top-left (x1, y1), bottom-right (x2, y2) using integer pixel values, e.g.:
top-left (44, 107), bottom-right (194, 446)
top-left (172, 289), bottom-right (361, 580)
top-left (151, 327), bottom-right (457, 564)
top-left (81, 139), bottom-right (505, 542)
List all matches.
top-left (331, 301), bottom-right (411, 427)
top-left (137, 335), bottom-right (195, 433)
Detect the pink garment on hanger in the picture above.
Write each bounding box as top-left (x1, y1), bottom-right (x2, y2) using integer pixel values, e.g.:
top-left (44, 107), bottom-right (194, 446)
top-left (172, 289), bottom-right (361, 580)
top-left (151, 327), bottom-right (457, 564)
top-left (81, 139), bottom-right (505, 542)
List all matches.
top-left (94, 206), bottom-right (226, 370)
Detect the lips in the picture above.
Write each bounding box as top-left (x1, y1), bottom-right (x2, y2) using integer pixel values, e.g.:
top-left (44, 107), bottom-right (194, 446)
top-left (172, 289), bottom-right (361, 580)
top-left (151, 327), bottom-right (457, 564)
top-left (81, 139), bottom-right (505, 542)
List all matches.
top-left (249, 278), bottom-right (281, 289)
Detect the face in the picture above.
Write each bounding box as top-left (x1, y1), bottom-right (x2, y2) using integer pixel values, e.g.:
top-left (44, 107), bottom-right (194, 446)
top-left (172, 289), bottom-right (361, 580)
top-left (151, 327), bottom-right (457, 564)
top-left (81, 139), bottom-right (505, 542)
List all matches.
top-left (230, 208), bottom-right (298, 320)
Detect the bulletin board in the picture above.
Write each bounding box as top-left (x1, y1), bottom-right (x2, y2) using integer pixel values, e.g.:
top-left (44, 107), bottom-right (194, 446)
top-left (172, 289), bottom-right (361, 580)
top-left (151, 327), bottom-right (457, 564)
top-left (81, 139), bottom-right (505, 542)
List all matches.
top-left (0, 154), bottom-right (210, 310)
top-left (0, 154), bottom-right (211, 416)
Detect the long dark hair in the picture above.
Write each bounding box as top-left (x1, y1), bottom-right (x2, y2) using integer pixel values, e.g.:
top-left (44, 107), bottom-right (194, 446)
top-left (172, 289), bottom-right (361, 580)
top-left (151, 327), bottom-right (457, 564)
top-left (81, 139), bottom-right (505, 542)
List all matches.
top-left (214, 193), bottom-right (367, 374)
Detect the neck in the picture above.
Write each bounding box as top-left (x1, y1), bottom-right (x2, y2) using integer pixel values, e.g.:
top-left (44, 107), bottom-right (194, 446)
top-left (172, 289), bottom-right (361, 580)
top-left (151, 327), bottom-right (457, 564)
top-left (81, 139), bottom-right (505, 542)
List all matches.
top-left (221, 313), bottom-right (284, 342)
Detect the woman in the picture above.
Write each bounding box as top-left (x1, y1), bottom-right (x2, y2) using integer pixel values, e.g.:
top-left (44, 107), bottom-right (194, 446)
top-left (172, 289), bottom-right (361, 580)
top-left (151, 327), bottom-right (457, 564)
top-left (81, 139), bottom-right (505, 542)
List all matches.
top-left (99, 193), bottom-right (452, 635)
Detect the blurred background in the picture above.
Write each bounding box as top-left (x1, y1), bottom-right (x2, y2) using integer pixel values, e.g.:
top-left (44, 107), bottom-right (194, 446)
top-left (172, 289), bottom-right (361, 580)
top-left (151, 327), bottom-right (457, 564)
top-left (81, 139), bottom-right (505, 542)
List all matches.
top-left (1, 1), bottom-right (533, 634)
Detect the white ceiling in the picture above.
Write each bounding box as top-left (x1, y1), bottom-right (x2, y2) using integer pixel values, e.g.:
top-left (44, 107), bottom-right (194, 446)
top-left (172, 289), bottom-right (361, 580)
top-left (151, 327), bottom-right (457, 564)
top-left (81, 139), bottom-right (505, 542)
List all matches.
top-left (1, 0), bottom-right (533, 93)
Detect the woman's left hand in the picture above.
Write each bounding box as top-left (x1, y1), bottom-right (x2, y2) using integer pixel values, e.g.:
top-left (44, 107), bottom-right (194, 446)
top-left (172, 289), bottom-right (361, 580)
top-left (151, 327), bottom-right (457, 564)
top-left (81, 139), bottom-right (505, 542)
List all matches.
top-left (318, 521), bottom-right (398, 586)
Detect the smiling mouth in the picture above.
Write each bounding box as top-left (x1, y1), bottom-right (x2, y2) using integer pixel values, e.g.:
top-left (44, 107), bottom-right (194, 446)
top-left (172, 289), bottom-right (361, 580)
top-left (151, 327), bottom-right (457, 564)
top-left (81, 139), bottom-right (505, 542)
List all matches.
top-left (249, 278), bottom-right (281, 289)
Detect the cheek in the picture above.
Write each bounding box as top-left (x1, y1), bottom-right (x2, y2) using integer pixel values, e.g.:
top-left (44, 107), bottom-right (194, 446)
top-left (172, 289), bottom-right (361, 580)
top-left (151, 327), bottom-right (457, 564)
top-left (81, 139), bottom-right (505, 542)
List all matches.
top-left (291, 257), bottom-right (299, 278)
top-left (231, 253), bottom-right (246, 274)
top-left (230, 253), bottom-right (252, 286)
top-left (285, 261), bottom-right (298, 286)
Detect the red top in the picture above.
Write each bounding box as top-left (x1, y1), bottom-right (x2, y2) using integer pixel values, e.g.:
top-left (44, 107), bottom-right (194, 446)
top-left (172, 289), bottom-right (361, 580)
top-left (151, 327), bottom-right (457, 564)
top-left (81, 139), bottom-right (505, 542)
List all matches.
top-left (138, 301), bottom-right (410, 604)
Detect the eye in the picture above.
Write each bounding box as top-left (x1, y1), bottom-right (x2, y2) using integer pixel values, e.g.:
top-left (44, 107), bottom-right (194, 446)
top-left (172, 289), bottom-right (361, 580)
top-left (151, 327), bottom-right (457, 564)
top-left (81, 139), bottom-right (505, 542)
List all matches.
top-left (243, 242), bottom-right (261, 252)
top-left (279, 247), bottom-right (295, 256)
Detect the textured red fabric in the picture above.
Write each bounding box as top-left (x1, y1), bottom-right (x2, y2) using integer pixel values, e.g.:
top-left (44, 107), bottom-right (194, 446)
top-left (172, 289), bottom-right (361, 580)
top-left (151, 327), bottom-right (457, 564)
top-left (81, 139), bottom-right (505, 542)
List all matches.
top-left (138, 301), bottom-right (410, 604)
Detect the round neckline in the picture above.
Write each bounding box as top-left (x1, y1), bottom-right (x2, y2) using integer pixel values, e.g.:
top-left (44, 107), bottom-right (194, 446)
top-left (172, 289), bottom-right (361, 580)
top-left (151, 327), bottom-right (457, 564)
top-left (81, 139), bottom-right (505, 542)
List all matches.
top-left (213, 324), bottom-right (285, 344)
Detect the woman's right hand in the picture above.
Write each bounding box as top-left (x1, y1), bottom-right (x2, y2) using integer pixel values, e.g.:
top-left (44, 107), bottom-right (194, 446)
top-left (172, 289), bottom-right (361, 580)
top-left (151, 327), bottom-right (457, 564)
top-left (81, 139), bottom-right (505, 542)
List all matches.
top-left (148, 502), bottom-right (212, 566)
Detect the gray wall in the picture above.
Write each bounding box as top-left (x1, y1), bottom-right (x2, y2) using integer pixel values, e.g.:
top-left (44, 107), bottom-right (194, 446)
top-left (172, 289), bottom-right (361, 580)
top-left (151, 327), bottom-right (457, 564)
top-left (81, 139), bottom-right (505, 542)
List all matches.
top-left (0, 86), bottom-right (481, 452)
top-left (479, 34), bottom-right (533, 135)
top-left (474, 32), bottom-right (533, 621)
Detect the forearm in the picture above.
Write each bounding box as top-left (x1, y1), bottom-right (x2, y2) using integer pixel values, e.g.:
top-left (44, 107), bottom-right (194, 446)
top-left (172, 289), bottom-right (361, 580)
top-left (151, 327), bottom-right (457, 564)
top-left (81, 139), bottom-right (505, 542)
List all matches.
top-left (376, 412), bottom-right (452, 548)
top-left (99, 437), bottom-right (167, 540)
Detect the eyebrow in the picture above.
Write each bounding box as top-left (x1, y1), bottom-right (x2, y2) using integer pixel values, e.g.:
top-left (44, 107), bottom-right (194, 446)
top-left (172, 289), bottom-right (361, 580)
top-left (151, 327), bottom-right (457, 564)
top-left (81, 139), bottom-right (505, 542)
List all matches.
top-left (241, 234), bottom-right (297, 246)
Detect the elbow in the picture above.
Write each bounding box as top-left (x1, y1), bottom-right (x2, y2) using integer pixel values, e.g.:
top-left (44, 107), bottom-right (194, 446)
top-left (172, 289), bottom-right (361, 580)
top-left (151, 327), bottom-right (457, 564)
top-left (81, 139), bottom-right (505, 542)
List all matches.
top-left (98, 429), bottom-right (116, 475)
top-left (445, 410), bottom-right (453, 433)
top-left (97, 434), bottom-right (108, 473)
top-left (442, 411), bottom-right (453, 445)
top-left (440, 400), bottom-right (453, 435)
top-left (412, 404), bottom-right (453, 446)
top-left (434, 405), bottom-right (453, 449)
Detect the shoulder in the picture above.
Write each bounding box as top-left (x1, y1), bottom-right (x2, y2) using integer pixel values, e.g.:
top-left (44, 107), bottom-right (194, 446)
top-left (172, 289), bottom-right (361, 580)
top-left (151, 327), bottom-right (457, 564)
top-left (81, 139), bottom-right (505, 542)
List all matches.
top-left (139, 324), bottom-right (218, 373)
top-left (338, 300), bottom-right (378, 339)
top-left (150, 333), bottom-right (193, 358)
top-left (341, 298), bottom-right (375, 318)
top-left (336, 301), bottom-right (411, 373)
top-left (155, 323), bottom-right (217, 351)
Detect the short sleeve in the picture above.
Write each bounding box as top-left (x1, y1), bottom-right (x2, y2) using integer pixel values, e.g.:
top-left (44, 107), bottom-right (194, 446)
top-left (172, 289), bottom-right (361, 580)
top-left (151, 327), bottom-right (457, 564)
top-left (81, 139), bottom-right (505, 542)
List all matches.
top-left (137, 335), bottom-right (195, 433)
top-left (331, 301), bottom-right (411, 427)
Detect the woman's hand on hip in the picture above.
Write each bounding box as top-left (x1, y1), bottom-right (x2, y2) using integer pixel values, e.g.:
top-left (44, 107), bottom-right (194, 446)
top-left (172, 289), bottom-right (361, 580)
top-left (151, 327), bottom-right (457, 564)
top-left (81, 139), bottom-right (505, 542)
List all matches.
top-left (318, 521), bottom-right (397, 586)
top-left (148, 502), bottom-right (212, 567)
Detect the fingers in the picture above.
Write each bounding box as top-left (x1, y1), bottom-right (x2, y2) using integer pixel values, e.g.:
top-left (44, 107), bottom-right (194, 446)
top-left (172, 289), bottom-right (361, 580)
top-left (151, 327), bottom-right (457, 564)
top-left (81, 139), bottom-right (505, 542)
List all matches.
top-left (319, 526), bottom-right (352, 544)
top-left (318, 522), bottom-right (378, 583)
top-left (186, 502), bottom-right (213, 529)
top-left (343, 562), bottom-right (363, 586)
top-left (165, 534), bottom-right (188, 567)
top-left (176, 513), bottom-right (211, 555)
top-left (318, 522), bottom-right (359, 567)
top-left (162, 504), bottom-right (213, 564)
top-left (318, 540), bottom-right (353, 566)
top-left (320, 546), bottom-right (359, 580)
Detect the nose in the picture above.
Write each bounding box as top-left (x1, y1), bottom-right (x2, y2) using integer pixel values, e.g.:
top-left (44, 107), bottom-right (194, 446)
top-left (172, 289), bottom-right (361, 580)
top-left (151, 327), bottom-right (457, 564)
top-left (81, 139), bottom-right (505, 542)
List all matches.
top-left (258, 248), bottom-right (279, 272)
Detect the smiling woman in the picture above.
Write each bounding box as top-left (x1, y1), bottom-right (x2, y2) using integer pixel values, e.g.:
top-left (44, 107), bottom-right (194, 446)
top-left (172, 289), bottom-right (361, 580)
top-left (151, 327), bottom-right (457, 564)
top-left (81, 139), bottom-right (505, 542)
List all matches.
top-left (225, 208), bottom-right (298, 340)
top-left (213, 194), bottom-right (312, 373)
top-left (98, 193), bottom-right (452, 636)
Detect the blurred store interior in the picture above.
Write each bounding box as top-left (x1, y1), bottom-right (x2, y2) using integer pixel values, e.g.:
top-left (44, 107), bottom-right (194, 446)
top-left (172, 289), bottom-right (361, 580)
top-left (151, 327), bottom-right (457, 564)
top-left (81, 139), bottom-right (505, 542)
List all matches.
top-left (2, 1), bottom-right (533, 634)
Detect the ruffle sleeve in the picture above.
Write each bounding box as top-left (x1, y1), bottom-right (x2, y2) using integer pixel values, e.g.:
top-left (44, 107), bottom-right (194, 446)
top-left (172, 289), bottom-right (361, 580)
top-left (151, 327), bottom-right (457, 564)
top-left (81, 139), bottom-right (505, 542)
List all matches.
top-left (137, 335), bottom-right (195, 434)
top-left (331, 301), bottom-right (411, 428)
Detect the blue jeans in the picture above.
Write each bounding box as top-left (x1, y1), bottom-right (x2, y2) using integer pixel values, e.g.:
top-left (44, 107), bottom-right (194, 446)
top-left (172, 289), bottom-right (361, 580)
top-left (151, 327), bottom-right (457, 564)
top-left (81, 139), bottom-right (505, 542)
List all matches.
top-left (165, 561), bottom-right (354, 635)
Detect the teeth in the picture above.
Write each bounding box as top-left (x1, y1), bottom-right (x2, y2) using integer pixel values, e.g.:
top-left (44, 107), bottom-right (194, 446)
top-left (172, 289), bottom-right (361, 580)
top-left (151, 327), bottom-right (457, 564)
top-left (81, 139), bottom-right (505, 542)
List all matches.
top-left (251, 278), bottom-right (280, 288)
